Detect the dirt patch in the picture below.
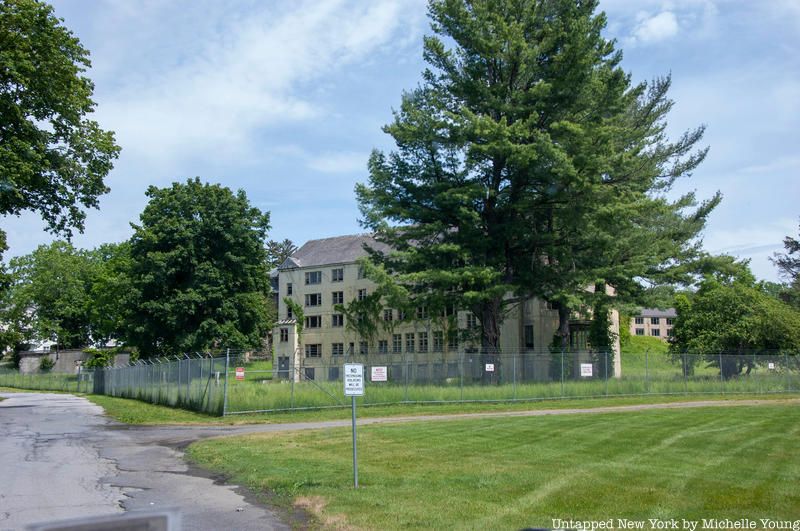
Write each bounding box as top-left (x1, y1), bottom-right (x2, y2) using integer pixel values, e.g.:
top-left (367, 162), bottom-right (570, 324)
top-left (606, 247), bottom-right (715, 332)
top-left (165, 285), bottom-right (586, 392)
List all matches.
top-left (295, 496), bottom-right (350, 530)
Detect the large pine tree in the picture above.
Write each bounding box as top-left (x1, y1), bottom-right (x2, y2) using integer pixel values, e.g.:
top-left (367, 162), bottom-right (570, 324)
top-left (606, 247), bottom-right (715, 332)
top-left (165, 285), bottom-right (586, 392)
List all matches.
top-left (357, 0), bottom-right (718, 352)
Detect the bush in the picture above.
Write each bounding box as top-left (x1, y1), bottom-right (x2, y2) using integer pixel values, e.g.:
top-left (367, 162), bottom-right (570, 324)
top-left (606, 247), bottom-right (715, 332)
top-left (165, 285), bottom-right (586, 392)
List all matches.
top-left (39, 356), bottom-right (55, 372)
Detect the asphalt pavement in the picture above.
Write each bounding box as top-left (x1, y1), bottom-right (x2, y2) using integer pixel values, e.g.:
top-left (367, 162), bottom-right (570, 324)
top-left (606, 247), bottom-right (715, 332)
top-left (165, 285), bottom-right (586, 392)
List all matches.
top-left (2, 391), bottom-right (796, 530)
top-left (0, 393), bottom-right (288, 531)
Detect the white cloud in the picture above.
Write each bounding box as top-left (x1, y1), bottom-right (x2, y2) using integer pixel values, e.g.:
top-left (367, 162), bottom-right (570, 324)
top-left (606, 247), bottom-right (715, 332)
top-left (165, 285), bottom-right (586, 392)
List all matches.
top-left (632, 11), bottom-right (679, 43)
top-left (307, 152), bottom-right (369, 174)
top-left (86, 0), bottom-right (423, 165)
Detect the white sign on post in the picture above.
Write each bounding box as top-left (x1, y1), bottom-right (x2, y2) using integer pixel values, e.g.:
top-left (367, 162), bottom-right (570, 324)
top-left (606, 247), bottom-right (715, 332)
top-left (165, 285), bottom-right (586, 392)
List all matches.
top-left (371, 366), bottom-right (387, 382)
top-left (768, 362), bottom-right (775, 370)
top-left (580, 363), bottom-right (593, 377)
top-left (485, 363), bottom-right (495, 372)
top-left (344, 363), bottom-right (364, 396)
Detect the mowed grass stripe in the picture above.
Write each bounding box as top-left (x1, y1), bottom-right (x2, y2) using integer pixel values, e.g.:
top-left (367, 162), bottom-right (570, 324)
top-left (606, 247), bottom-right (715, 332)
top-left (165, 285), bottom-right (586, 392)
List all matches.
top-left (187, 405), bottom-right (800, 530)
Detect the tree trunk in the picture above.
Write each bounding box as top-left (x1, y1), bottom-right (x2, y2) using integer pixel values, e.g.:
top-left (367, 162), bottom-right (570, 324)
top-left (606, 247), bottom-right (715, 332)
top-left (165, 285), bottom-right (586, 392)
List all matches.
top-left (479, 297), bottom-right (502, 384)
top-left (556, 303), bottom-right (571, 350)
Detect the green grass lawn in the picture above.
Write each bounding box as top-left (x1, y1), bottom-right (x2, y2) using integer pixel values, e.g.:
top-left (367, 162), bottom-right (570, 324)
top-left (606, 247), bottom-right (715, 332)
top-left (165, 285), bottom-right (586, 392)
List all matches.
top-left (187, 404), bottom-right (800, 530)
top-left (78, 391), bottom-right (800, 425)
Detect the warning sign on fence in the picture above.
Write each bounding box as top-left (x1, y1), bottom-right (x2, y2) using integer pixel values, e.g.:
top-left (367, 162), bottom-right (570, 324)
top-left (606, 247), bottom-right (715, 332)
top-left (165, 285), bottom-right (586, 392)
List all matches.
top-left (371, 366), bottom-right (387, 382)
top-left (580, 363), bottom-right (593, 377)
top-left (235, 367), bottom-right (245, 380)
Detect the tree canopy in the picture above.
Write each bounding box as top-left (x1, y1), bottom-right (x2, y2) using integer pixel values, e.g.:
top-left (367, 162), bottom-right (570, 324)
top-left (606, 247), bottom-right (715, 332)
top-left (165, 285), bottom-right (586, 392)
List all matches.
top-left (771, 219), bottom-right (800, 308)
top-left (0, 0), bottom-right (120, 244)
top-left (3, 241), bottom-right (96, 349)
top-left (125, 178), bottom-right (274, 357)
top-left (356, 0), bottom-right (717, 352)
top-left (670, 264), bottom-right (800, 378)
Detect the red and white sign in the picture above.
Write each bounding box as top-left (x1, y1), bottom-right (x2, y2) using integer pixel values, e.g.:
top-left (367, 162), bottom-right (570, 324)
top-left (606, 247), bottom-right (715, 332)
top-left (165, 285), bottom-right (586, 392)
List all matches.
top-left (371, 366), bottom-right (388, 382)
top-left (235, 367), bottom-right (245, 380)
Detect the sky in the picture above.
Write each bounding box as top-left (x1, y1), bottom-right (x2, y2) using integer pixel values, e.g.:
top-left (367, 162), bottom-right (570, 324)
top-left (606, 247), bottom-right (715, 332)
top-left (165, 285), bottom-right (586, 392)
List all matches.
top-left (3, 0), bottom-right (798, 282)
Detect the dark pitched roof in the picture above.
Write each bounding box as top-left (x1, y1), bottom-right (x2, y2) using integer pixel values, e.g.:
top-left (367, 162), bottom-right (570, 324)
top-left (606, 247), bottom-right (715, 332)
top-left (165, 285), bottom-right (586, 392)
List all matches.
top-left (278, 234), bottom-right (391, 270)
top-left (637, 308), bottom-right (677, 318)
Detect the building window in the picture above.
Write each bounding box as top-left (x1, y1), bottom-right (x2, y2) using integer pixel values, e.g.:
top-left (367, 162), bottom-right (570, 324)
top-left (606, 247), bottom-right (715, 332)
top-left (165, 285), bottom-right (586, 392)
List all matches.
top-left (383, 309), bottom-right (393, 322)
top-left (305, 315), bottom-right (322, 328)
top-left (447, 332), bottom-right (458, 350)
top-left (357, 266), bottom-right (366, 279)
top-left (666, 328), bottom-right (674, 337)
top-left (405, 333), bottom-right (415, 353)
top-left (635, 328), bottom-right (645, 336)
top-left (305, 293), bottom-right (322, 307)
top-left (398, 310), bottom-right (406, 321)
top-left (651, 329), bottom-right (661, 337)
top-left (358, 288), bottom-right (367, 301)
top-left (418, 332), bottom-right (429, 353)
top-left (392, 334), bottom-right (402, 353)
top-left (416, 306), bottom-right (428, 319)
top-left (666, 318), bottom-right (675, 326)
top-left (332, 343), bottom-right (344, 356)
top-left (524, 325), bottom-right (534, 349)
top-left (331, 268), bottom-right (344, 282)
top-left (634, 317), bottom-right (644, 325)
top-left (280, 328), bottom-right (289, 342)
top-left (287, 306), bottom-right (293, 319)
top-left (287, 282), bottom-right (293, 295)
top-left (359, 341), bottom-right (368, 355)
top-left (332, 314), bottom-right (344, 327)
top-left (348, 342), bottom-right (355, 355)
top-left (651, 317), bottom-right (660, 325)
top-left (304, 367), bottom-right (315, 380)
top-left (305, 271), bottom-right (322, 285)
top-left (433, 331), bottom-right (443, 352)
top-left (305, 344), bottom-right (322, 358)
top-left (332, 291), bottom-right (344, 305)
top-left (378, 340), bottom-right (388, 354)
top-left (466, 313), bottom-right (477, 329)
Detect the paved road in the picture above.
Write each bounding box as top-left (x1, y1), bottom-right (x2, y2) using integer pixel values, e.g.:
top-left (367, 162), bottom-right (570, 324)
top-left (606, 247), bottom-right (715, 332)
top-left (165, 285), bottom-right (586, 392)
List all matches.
top-left (1, 393), bottom-right (796, 530)
top-left (0, 393), bottom-right (288, 531)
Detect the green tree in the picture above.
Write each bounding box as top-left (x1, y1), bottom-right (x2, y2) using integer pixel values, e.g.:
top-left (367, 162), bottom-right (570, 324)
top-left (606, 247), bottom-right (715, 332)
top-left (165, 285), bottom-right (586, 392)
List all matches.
top-left (4, 241), bottom-right (96, 348)
top-left (0, 0), bottom-right (120, 243)
top-left (356, 0), bottom-right (716, 353)
top-left (126, 178), bottom-right (273, 357)
top-left (266, 239), bottom-right (298, 269)
top-left (771, 219), bottom-right (800, 308)
top-left (670, 264), bottom-right (800, 379)
top-left (86, 242), bottom-right (132, 344)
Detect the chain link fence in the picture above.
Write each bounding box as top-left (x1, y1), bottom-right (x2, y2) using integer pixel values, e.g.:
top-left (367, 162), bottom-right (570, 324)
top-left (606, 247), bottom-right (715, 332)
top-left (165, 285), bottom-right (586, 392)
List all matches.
top-left (2, 349), bottom-right (798, 416)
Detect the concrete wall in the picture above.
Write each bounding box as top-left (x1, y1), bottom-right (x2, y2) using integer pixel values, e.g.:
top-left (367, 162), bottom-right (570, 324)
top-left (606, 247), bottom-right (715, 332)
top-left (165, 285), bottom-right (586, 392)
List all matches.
top-left (18, 350), bottom-right (131, 374)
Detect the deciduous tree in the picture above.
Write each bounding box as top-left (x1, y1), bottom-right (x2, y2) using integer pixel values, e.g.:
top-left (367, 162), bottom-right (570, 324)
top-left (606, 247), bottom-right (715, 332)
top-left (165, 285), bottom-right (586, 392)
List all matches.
top-left (126, 179), bottom-right (273, 357)
top-left (0, 0), bottom-right (120, 244)
top-left (670, 264), bottom-right (800, 379)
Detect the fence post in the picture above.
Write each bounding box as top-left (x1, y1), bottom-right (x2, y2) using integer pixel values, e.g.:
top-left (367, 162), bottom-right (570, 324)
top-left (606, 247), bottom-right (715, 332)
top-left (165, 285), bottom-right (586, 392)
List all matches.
top-left (605, 351), bottom-right (609, 396)
top-left (404, 351), bottom-right (409, 403)
top-left (222, 348), bottom-right (230, 415)
top-left (719, 352), bottom-right (724, 394)
top-left (459, 351), bottom-right (464, 402)
top-left (512, 353), bottom-right (517, 400)
top-left (683, 352), bottom-right (688, 395)
top-left (645, 348), bottom-right (649, 394)
top-left (185, 354), bottom-right (191, 407)
top-left (785, 352), bottom-right (791, 392)
top-left (290, 351), bottom-right (295, 410)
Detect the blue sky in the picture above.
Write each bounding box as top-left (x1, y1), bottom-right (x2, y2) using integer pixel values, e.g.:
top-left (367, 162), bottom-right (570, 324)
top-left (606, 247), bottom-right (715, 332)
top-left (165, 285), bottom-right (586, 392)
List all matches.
top-left (4, 0), bottom-right (798, 282)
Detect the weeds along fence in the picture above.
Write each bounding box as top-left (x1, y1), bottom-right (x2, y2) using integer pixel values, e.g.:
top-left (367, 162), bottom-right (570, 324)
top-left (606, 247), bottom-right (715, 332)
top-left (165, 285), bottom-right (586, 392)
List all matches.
top-left (1, 349), bottom-right (798, 416)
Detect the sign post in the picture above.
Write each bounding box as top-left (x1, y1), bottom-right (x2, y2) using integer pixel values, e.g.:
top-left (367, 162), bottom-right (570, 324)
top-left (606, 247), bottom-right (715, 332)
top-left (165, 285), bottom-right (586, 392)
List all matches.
top-left (344, 363), bottom-right (364, 488)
